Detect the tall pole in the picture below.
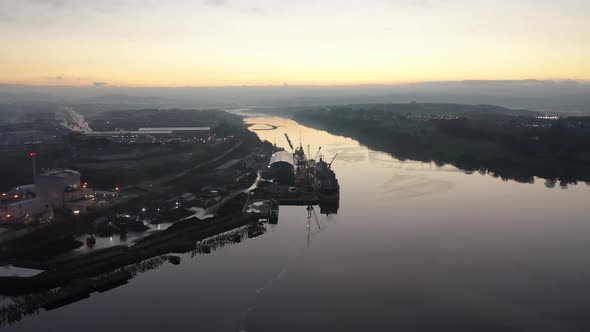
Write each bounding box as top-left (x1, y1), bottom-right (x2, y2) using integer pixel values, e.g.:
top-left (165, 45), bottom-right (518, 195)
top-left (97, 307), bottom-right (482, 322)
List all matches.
top-left (30, 152), bottom-right (37, 180)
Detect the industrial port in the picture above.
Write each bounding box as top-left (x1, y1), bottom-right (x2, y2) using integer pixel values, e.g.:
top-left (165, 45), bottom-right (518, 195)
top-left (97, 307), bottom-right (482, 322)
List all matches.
top-left (0, 109), bottom-right (340, 326)
top-left (243, 132), bottom-right (340, 222)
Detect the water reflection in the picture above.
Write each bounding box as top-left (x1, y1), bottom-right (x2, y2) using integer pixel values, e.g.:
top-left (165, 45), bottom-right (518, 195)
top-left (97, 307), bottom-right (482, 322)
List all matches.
top-left (379, 173), bottom-right (455, 200)
top-left (0, 223), bottom-right (272, 327)
top-left (4, 115), bottom-right (590, 332)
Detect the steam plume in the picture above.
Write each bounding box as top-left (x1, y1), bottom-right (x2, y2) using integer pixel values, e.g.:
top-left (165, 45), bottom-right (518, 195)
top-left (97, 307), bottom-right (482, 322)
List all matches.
top-left (56, 107), bottom-right (92, 133)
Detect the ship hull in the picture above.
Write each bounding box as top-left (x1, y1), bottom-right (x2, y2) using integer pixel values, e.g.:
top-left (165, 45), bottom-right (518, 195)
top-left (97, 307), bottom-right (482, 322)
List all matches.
top-left (317, 189), bottom-right (339, 202)
top-left (313, 178), bottom-right (340, 200)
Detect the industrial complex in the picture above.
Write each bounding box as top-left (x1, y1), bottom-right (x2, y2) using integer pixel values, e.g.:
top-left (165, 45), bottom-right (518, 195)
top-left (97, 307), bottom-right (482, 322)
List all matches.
top-left (0, 168), bottom-right (98, 223)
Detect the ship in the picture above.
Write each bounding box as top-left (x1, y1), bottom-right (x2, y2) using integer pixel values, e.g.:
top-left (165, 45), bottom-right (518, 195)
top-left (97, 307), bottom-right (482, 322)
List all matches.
top-left (266, 133), bottom-right (339, 213)
top-left (312, 155), bottom-right (340, 199)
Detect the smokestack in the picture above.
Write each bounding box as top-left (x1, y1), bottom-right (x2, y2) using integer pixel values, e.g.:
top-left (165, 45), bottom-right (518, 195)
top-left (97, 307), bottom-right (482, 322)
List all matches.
top-left (25, 142), bottom-right (40, 181)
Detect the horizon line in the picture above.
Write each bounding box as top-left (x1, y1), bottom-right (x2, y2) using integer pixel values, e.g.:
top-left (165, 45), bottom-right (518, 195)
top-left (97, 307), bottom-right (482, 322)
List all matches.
top-left (1, 79), bottom-right (589, 89)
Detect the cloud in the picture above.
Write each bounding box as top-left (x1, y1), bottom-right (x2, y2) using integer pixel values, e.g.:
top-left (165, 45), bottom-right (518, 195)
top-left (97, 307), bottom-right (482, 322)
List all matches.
top-left (93, 82), bottom-right (107, 87)
top-left (240, 6), bottom-right (265, 15)
top-left (43, 76), bottom-right (91, 83)
top-left (204, 0), bottom-right (228, 6)
top-left (29, 0), bottom-right (68, 7)
top-left (386, 0), bottom-right (447, 9)
top-left (9, 0), bottom-right (166, 16)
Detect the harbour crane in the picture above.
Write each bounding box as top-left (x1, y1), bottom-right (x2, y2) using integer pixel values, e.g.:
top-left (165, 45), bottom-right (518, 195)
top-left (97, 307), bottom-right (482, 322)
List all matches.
top-left (328, 153), bottom-right (338, 167)
top-left (284, 133), bottom-right (294, 151)
top-left (314, 147), bottom-right (322, 161)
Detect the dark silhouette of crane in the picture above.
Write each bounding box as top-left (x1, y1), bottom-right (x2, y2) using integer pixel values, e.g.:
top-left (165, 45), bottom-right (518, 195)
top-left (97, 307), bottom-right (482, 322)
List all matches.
top-left (328, 153), bottom-right (338, 167)
top-left (314, 147), bottom-right (322, 161)
top-left (284, 133), bottom-right (294, 151)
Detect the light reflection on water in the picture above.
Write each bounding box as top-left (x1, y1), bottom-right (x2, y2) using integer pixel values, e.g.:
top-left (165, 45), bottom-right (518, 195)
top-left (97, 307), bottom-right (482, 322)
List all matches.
top-left (7, 116), bottom-right (590, 332)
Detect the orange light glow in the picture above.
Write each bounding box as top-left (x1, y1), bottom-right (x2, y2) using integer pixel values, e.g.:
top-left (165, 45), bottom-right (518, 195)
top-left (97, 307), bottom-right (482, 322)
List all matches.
top-left (0, 2), bottom-right (588, 86)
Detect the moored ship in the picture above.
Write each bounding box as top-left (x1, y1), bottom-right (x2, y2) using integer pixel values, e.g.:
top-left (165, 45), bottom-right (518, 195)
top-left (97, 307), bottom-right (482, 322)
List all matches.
top-left (312, 155), bottom-right (340, 199)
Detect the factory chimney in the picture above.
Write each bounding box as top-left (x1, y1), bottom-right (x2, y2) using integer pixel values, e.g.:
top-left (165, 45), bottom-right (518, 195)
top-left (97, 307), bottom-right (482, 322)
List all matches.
top-left (25, 142), bottom-right (41, 181)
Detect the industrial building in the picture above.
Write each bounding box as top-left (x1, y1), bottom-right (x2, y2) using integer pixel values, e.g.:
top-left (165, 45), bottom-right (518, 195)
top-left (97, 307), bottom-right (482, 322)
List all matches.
top-left (138, 127), bottom-right (210, 133)
top-left (1, 169), bottom-right (94, 223)
top-left (269, 151), bottom-right (295, 185)
top-left (83, 127), bottom-right (211, 138)
top-left (35, 169), bottom-right (84, 208)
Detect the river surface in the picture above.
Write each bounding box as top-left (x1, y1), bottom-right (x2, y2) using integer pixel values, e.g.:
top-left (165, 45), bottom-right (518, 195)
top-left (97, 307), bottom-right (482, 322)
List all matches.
top-left (6, 116), bottom-right (590, 332)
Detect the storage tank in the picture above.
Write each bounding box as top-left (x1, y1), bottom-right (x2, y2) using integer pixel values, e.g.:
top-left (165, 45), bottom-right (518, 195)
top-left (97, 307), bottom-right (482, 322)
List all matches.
top-left (269, 151), bottom-right (295, 185)
top-left (35, 169), bottom-right (82, 208)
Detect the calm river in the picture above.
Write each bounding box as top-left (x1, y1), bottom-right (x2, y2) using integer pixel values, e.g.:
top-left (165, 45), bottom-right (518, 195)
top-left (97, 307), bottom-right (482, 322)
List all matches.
top-left (6, 116), bottom-right (590, 332)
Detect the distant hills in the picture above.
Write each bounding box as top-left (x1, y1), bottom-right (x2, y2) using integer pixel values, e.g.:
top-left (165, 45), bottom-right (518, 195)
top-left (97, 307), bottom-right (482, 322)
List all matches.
top-left (76, 94), bottom-right (171, 105)
top-left (0, 80), bottom-right (589, 114)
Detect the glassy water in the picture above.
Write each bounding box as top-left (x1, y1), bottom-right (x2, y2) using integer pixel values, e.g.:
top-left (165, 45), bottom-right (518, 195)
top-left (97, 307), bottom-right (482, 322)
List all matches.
top-left (7, 116), bottom-right (590, 332)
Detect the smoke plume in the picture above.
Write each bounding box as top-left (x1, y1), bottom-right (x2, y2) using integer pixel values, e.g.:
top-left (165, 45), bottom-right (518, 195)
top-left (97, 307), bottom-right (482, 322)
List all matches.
top-left (56, 107), bottom-right (92, 133)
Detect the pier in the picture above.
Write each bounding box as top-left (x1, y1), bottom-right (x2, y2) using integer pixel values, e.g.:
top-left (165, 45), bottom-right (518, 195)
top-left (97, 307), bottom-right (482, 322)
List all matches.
top-left (242, 141), bottom-right (324, 221)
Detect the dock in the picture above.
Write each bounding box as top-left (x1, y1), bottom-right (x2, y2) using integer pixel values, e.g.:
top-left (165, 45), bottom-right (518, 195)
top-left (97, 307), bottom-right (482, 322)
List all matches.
top-left (242, 180), bottom-right (320, 222)
top-left (242, 142), bottom-right (326, 220)
top-left (242, 189), bottom-right (279, 222)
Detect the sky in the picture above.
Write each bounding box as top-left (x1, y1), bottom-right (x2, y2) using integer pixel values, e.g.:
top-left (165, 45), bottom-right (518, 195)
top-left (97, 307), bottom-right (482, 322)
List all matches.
top-left (0, 0), bottom-right (589, 87)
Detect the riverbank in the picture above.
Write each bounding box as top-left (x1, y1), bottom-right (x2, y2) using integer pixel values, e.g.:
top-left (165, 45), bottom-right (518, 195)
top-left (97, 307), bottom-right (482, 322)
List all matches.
top-left (293, 104), bottom-right (590, 185)
top-left (0, 122), bottom-right (273, 265)
top-left (0, 195), bottom-right (257, 296)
